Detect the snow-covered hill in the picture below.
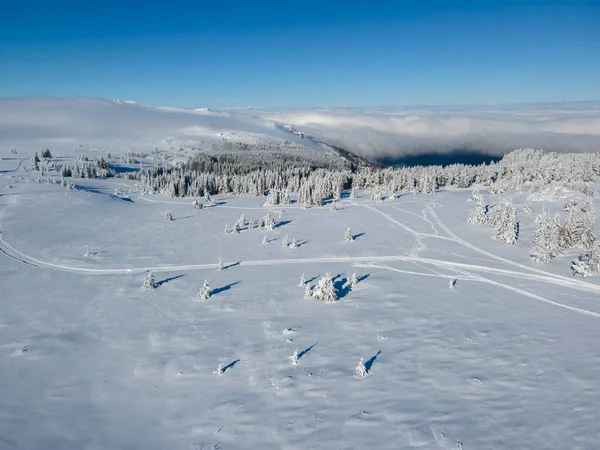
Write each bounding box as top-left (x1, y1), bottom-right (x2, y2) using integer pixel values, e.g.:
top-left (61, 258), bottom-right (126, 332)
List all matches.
top-left (0, 97), bottom-right (339, 159)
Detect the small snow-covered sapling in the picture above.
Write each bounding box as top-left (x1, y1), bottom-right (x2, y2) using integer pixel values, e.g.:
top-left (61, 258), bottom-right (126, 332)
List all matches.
top-left (262, 235), bottom-right (268, 244)
top-left (217, 258), bottom-right (224, 271)
top-left (198, 279), bottom-right (211, 300)
top-left (355, 358), bottom-right (368, 377)
top-left (298, 273), bottom-right (306, 286)
top-left (142, 272), bottom-right (157, 289)
top-left (291, 348), bottom-right (299, 365)
top-left (281, 235), bottom-right (288, 248)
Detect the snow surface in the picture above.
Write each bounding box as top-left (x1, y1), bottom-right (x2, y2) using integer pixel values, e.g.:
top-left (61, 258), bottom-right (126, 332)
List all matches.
top-left (2, 103), bottom-right (600, 449)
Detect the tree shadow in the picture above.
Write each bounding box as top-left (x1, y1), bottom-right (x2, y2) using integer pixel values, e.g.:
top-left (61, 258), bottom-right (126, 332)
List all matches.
top-left (212, 281), bottom-right (241, 295)
top-left (295, 239), bottom-right (308, 247)
top-left (222, 359), bottom-right (240, 373)
top-left (298, 344), bottom-right (317, 359)
top-left (274, 220), bottom-right (292, 229)
top-left (353, 232), bottom-right (365, 240)
top-left (174, 215), bottom-right (193, 221)
top-left (333, 275), bottom-right (352, 299)
top-left (224, 261), bottom-right (241, 270)
top-left (358, 273), bottom-right (370, 283)
top-left (157, 274), bottom-right (187, 286)
top-left (364, 350), bottom-right (382, 373)
top-left (306, 275), bottom-right (319, 284)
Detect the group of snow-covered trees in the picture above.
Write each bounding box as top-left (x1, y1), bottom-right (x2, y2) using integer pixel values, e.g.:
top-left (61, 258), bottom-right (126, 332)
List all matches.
top-left (468, 192), bottom-right (519, 245)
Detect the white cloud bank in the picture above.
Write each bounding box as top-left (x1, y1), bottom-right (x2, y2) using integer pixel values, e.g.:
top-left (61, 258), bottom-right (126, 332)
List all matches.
top-left (254, 103), bottom-right (600, 160)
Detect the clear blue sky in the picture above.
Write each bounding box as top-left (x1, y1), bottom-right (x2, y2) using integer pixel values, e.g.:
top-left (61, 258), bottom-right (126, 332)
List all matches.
top-left (1, 0), bottom-right (598, 108)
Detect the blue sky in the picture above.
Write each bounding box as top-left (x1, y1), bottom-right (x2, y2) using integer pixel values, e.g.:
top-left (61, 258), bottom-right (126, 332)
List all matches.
top-left (1, 0), bottom-right (598, 108)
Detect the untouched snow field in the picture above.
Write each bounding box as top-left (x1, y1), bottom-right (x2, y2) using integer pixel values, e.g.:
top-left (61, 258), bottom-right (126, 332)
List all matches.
top-left (2, 102), bottom-right (600, 449)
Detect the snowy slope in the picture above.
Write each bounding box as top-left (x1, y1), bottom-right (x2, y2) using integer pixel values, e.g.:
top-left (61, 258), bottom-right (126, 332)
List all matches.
top-left (0, 97), bottom-right (337, 158)
top-left (2, 100), bottom-right (600, 449)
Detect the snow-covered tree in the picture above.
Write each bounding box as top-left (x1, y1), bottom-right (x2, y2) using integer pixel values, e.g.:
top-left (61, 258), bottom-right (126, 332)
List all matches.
top-left (262, 213), bottom-right (276, 230)
top-left (521, 200), bottom-right (533, 215)
top-left (262, 235), bottom-right (268, 244)
top-left (217, 258), bottom-right (224, 271)
top-left (289, 237), bottom-right (297, 248)
top-left (492, 199), bottom-right (518, 245)
top-left (311, 272), bottom-right (337, 303)
top-left (467, 196), bottom-right (487, 225)
top-left (350, 188), bottom-right (357, 199)
top-left (304, 284), bottom-right (312, 299)
top-left (580, 206), bottom-right (597, 249)
top-left (572, 245), bottom-right (600, 277)
top-left (248, 219), bottom-right (255, 230)
top-left (165, 211), bottom-right (173, 222)
top-left (530, 207), bottom-right (561, 264)
top-left (449, 278), bottom-right (457, 289)
top-left (344, 228), bottom-right (354, 242)
top-left (84, 247), bottom-right (92, 257)
top-left (563, 198), bottom-right (577, 212)
top-left (330, 201), bottom-right (337, 211)
top-left (232, 222), bottom-right (240, 234)
top-left (350, 271), bottom-right (358, 286)
top-left (214, 364), bottom-right (224, 375)
top-left (198, 279), bottom-right (211, 300)
top-left (142, 272), bottom-right (157, 289)
top-left (355, 358), bottom-right (367, 377)
top-left (281, 235), bottom-right (288, 248)
top-left (224, 223), bottom-right (230, 234)
top-left (291, 348), bottom-right (299, 365)
top-left (192, 198), bottom-right (203, 209)
top-left (298, 273), bottom-right (305, 286)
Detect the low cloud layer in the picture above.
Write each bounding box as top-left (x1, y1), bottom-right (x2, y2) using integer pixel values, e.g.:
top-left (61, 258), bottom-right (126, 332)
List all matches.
top-left (256, 103), bottom-right (600, 161)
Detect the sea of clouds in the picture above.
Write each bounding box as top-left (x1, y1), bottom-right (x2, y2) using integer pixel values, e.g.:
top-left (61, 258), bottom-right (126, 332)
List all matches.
top-left (254, 103), bottom-right (600, 162)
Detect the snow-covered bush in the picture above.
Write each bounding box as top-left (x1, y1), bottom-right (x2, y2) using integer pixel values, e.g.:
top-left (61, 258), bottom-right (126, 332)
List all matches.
top-left (165, 211), bottom-right (173, 222)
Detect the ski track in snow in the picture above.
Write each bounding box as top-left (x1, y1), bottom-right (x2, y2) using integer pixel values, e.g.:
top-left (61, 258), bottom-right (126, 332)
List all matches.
top-left (2, 188), bottom-right (600, 319)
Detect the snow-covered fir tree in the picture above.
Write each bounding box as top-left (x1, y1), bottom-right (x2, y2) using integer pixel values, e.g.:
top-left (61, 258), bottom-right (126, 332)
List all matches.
top-left (449, 278), bottom-right (457, 289)
top-left (142, 272), bottom-right (157, 289)
top-left (304, 284), bottom-right (312, 298)
top-left (248, 219), bottom-right (255, 230)
top-left (344, 228), bottom-right (354, 242)
top-left (224, 223), bottom-right (230, 234)
top-left (281, 235), bottom-right (288, 248)
top-left (289, 237), bottom-right (297, 248)
top-left (291, 348), bottom-right (299, 365)
top-left (355, 358), bottom-right (368, 377)
top-left (350, 188), bottom-right (357, 199)
top-left (572, 244), bottom-right (600, 277)
top-left (467, 195), bottom-right (487, 225)
top-left (214, 364), bottom-right (224, 375)
top-left (530, 207), bottom-right (561, 264)
top-left (232, 222), bottom-right (240, 234)
top-left (521, 200), bottom-right (534, 215)
top-left (198, 279), bottom-right (211, 300)
top-left (165, 211), bottom-right (173, 222)
top-left (350, 271), bottom-right (358, 286)
top-left (298, 273), bottom-right (305, 286)
top-left (217, 258), bottom-right (224, 271)
top-left (563, 198), bottom-right (577, 212)
top-left (262, 235), bottom-right (268, 244)
top-left (330, 201), bottom-right (337, 211)
top-left (580, 205), bottom-right (597, 249)
top-left (311, 272), bottom-right (337, 302)
top-left (492, 199), bottom-right (518, 245)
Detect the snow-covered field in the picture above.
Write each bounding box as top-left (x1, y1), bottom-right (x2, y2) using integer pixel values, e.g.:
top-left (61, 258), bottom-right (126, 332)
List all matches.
top-left (2, 100), bottom-right (600, 449)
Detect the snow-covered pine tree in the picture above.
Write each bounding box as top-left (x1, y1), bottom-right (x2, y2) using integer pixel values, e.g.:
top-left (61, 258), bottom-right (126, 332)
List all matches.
top-left (214, 363), bottom-right (224, 375)
top-left (344, 228), bottom-right (354, 242)
top-left (198, 279), bottom-right (211, 300)
top-left (311, 272), bottom-right (337, 303)
top-left (355, 358), bottom-right (368, 377)
top-left (289, 237), bottom-right (297, 248)
top-left (298, 273), bottom-right (305, 286)
top-left (350, 271), bottom-right (358, 286)
top-left (350, 188), bottom-right (357, 199)
top-left (530, 207), bottom-right (560, 264)
top-left (563, 198), bottom-right (577, 212)
top-left (304, 284), bottom-right (312, 298)
top-left (521, 200), bottom-right (534, 215)
top-left (330, 201), bottom-right (337, 211)
top-left (572, 244), bottom-right (600, 277)
top-left (580, 206), bottom-right (597, 249)
top-left (248, 219), bottom-right (255, 230)
top-left (232, 222), bottom-right (240, 233)
top-left (165, 211), bottom-right (173, 222)
top-left (217, 258), bottom-right (224, 271)
top-left (281, 235), bottom-right (289, 248)
top-left (262, 235), bottom-right (268, 244)
top-left (142, 272), bottom-right (157, 289)
top-left (449, 278), bottom-right (457, 289)
top-left (467, 196), bottom-right (487, 225)
top-left (493, 199), bottom-right (518, 245)
top-left (291, 348), bottom-right (299, 365)
top-left (224, 223), bottom-right (230, 234)
top-left (559, 210), bottom-right (579, 249)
